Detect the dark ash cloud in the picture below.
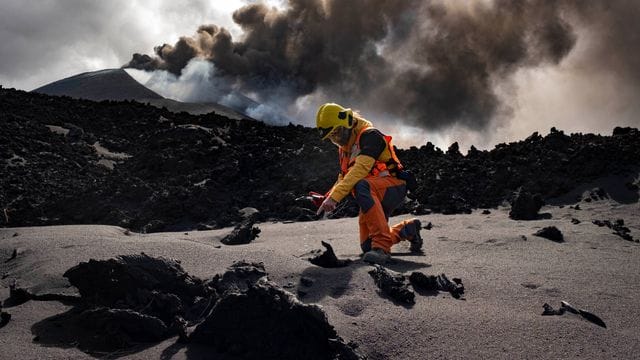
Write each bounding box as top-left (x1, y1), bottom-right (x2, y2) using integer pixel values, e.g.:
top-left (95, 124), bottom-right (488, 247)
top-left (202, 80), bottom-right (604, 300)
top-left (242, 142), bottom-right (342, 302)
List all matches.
top-left (126, 0), bottom-right (610, 131)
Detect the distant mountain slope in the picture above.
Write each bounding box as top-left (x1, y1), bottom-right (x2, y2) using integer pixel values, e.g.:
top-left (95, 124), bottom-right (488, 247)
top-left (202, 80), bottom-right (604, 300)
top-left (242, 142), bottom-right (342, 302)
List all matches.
top-left (33, 69), bottom-right (163, 101)
top-left (32, 69), bottom-right (250, 120)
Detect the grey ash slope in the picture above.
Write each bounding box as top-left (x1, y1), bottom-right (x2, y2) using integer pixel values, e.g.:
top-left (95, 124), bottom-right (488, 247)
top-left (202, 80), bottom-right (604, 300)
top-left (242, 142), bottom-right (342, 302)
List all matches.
top-left (33, 69), bottom-right (163, 102)
top-left (32, 68), bottom-right (249, 120)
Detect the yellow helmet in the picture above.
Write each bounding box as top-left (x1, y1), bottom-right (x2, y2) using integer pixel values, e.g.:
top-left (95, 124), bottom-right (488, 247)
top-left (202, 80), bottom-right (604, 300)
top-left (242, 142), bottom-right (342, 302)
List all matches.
top-left (316, 103), bottom-right (354, 140)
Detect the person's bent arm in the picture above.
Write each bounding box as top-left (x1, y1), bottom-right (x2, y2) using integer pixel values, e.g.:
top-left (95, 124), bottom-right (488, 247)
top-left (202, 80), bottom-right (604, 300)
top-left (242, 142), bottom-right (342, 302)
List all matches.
top-left (328, 155), bottom-right (376, 202)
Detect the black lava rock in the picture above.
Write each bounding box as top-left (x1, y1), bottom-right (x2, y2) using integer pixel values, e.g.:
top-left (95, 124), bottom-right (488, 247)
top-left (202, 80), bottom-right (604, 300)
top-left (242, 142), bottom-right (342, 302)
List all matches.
top-left (582, 187), bottom-right (608, 202)
top-left (509, 189), bottom-right (544, 220)
top-left (409, 272), bottom-right (465, 299)
top-left (63, 253), bottom-right (209, 323)
top-left (209, 261), bottom-right (268, 295)
top-left (35, 256), bottom-right (363, 358)
top-left (368, 265), bottom-right (415, 305)
top-left (221, 219), bottom-right (261, 245)
top-left (533, 226), bottom-right (564, 242)
top-left (190, 275), bottom-right (364, 360)
top-left (308, 241), bottom-right (352, 268)
top-left (2, 87), bottom-right (640, 231)
top-left (592, 219), bottom-right (635, 242)
top-left (542, 301), bottom-right (606, 328)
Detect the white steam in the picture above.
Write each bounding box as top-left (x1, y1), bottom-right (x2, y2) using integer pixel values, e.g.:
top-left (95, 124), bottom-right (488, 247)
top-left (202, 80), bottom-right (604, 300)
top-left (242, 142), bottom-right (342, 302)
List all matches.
top-left (125, 58), bottom-right (291, 125)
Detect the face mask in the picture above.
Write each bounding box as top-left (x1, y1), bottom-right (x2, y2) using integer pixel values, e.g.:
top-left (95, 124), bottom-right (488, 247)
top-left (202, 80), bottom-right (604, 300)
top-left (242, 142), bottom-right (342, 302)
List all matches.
top-left (328, 127), bottom-right (350, 147)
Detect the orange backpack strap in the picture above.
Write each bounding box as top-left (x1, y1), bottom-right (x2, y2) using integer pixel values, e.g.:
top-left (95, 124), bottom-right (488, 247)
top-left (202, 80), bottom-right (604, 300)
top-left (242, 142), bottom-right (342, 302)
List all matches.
top-left (353, 128), bottom-right (404, 177)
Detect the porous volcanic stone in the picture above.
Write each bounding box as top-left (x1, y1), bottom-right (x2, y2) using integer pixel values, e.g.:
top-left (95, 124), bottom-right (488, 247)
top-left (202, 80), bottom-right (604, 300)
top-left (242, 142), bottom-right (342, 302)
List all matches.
top-left (593, 219), bottom-right (635, 242)
top-left (368, 265), bottom-right (415, 305)
top-left (221, 219), bottom-right (261, 245)
top-left (533, 226), bottom-right (564, 242)
top-left (191, 266), bottom-right (363, 360)
top-left (209, 260), bottom-right (268, 295)
top-left (37, 256), bottom-right (363, 358)
top-left (509, 189), bottom-right (544, 220)
top-left (308, 241), bottom-right (352, 268)
top-left (409, 272), bottom-right (465, 299)
top-left (63, 253), bottom-right (209, 323)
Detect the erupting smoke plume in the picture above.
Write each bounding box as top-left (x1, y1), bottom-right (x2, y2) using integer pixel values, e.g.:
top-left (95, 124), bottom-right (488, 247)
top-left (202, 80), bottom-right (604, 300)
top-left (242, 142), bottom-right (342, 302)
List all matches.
top-left (125, 0), bottom-right (640, 147)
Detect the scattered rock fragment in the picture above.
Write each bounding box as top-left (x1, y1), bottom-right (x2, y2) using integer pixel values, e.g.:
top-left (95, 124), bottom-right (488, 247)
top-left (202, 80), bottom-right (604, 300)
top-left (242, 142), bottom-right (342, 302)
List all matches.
top-left (582, 187), bottom-right (608, 202)
top-left (482, 209), bottom-right (491, 215)
top-left (409, 272), bottom-right (465, 299)
top-left (424, 222), bottom-right (433, 230)
top-left (592, 219), bottom-right (635, 242)
top-left (210, 261), bottom-right (267, 295)
top-left (308, 241), bottom-right (352, 268)
top-left (571, 218), bottom-right (581, 224)
top-left (368, 265), bottom-right (415, 305)
top-left (592, 220), bottom-right (608, 227)
top-left (190, 263), bottom-right (364, 360)
top-left (509, 188), bottom-right (544, 220)
top-left (533, 226), bottom-right (564, 242)
top-left (63, 253), bottom-right (210, 324)
top-left (221, 218), bottom-right (261, 245)
top-left (30, 256), bottom-right (363, 358)
top-left (542, 301), bottom-right (606, 328)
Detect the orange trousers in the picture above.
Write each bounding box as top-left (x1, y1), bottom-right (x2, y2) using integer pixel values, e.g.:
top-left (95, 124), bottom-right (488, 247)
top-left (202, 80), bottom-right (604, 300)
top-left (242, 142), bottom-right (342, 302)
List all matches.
top-left (353, 176), bottom-right (415, 253)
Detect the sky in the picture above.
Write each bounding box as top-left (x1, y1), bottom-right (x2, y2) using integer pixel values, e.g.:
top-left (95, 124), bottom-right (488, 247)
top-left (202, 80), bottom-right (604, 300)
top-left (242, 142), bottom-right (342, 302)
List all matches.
top-left (1, 0), bottom-right (639, 151)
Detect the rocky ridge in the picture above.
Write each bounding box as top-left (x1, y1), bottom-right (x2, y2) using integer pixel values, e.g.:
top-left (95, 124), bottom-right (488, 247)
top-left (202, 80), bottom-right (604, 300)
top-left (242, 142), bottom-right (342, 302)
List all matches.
top-left (1, 86), bottom-right (639, 232)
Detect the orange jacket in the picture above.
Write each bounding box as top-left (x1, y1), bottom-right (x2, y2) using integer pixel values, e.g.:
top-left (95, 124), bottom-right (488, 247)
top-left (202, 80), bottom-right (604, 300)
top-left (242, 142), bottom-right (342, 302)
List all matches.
top-left (328, 118), bottom-right (404, 202)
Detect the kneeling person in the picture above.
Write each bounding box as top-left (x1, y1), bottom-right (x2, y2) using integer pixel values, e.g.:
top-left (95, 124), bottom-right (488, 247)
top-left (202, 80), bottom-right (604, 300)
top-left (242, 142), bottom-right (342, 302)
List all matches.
top-left (315, 103), bottom-right (423, 265)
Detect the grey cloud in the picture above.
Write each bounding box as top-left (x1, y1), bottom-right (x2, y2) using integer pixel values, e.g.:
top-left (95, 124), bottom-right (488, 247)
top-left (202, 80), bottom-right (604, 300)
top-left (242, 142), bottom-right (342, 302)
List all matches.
top-left (125, 0), bottom-right (640, 134)
top-left (0, 0), bottom-right (237, 90)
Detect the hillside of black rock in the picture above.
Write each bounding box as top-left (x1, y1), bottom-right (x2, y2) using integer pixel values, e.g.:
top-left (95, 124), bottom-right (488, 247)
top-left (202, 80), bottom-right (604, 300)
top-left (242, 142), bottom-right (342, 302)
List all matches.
top-left (1, 86), bottom-right (639, 232)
